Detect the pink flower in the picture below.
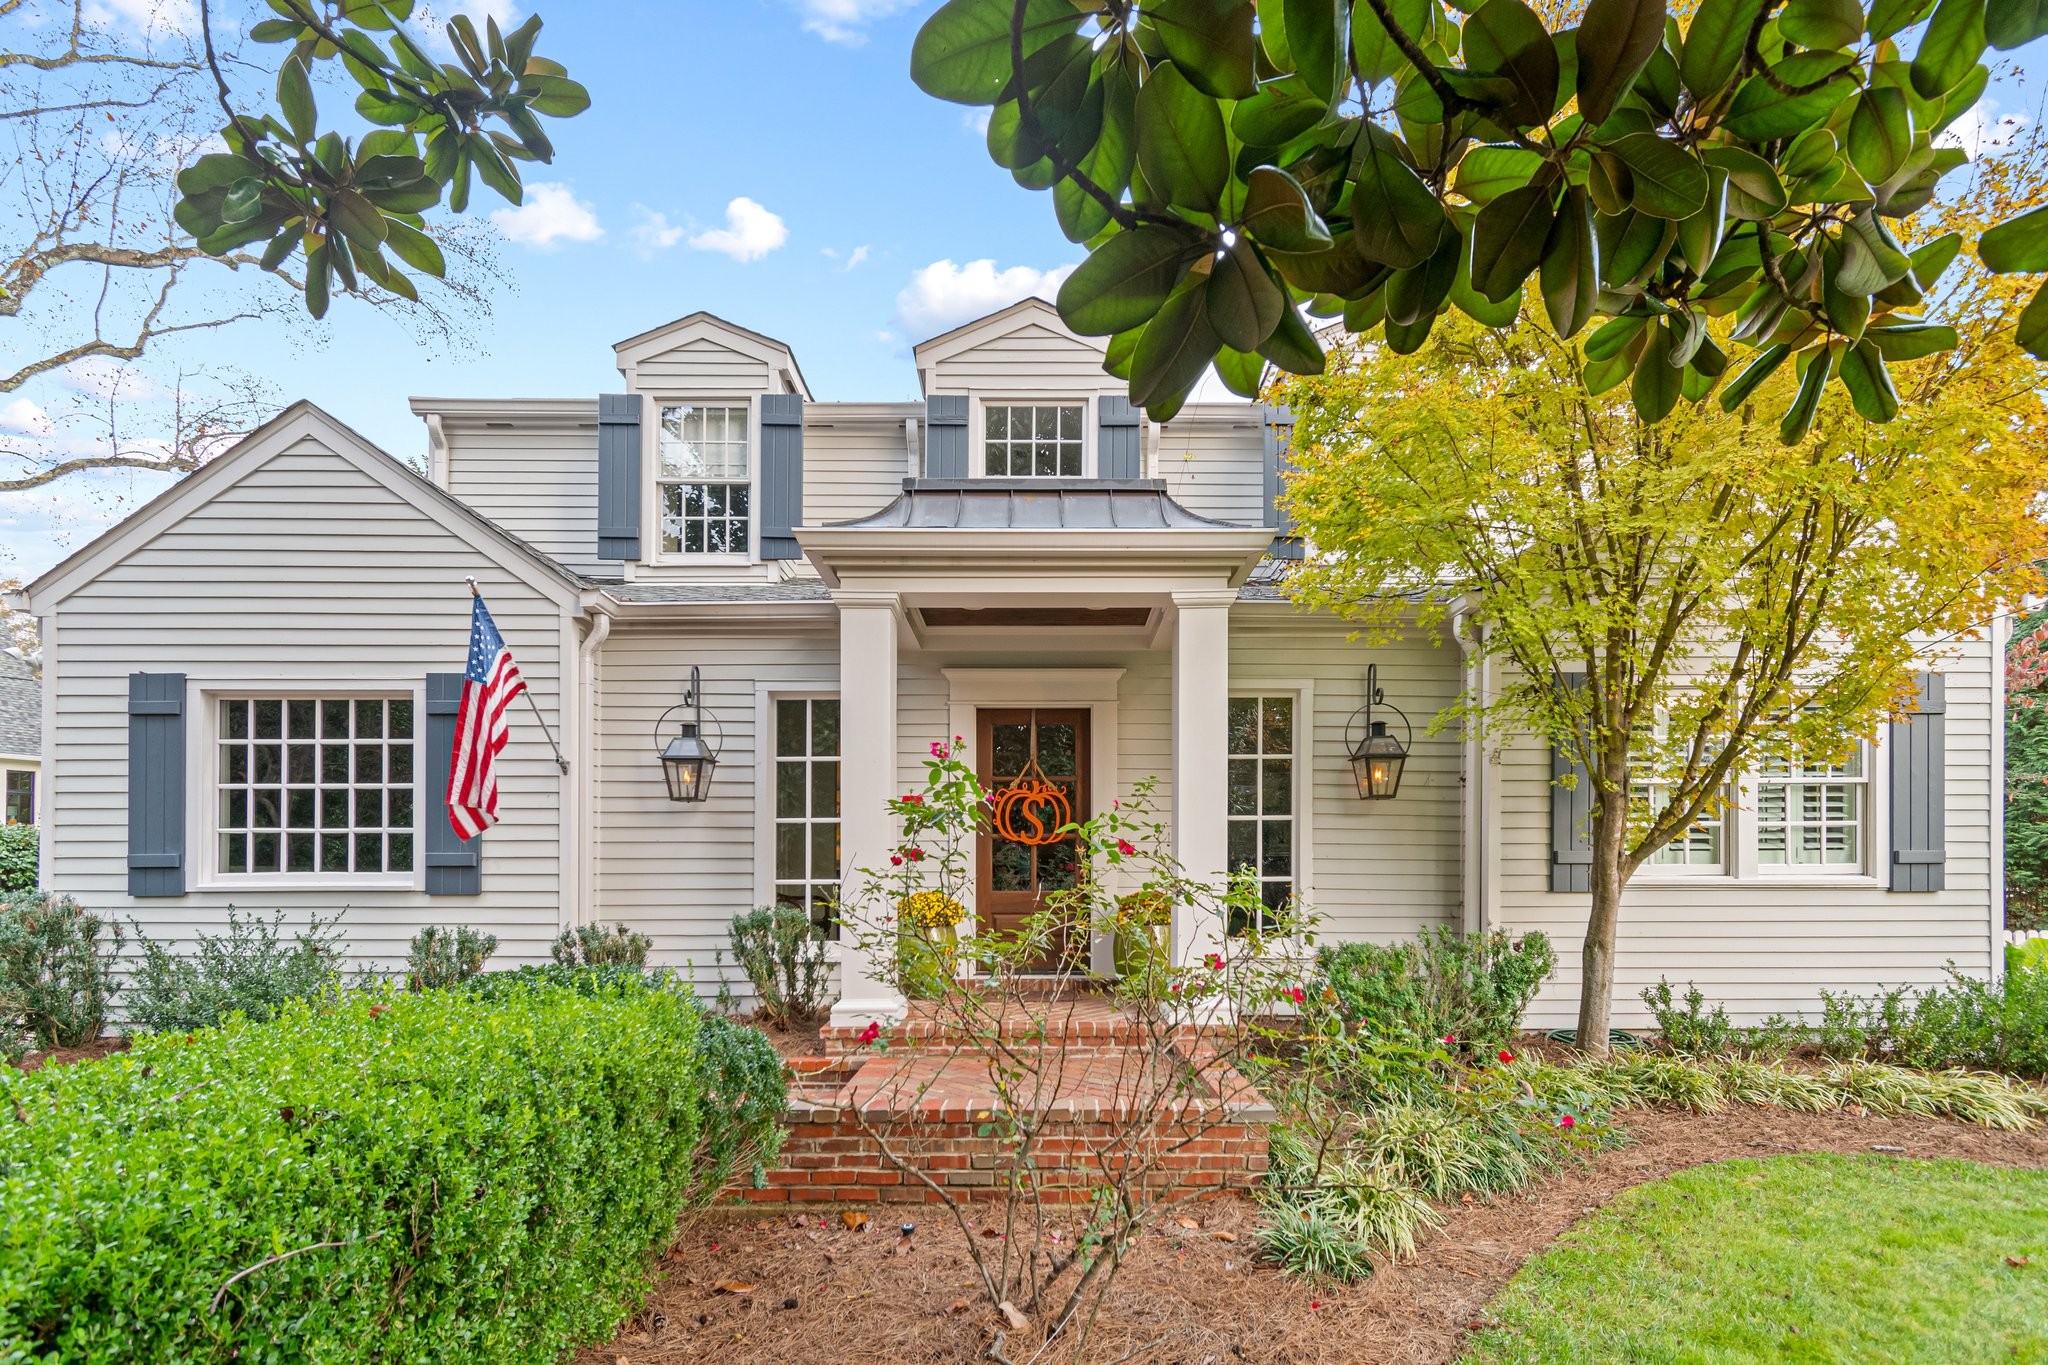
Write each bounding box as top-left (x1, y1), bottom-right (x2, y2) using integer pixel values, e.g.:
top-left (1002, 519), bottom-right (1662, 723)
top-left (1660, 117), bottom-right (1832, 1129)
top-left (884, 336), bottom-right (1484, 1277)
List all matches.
top-left (1443, 1034), bottom-right (1457, 1046)
top-left (1116, 838), bottom-right (1136, 857)
top-left (1204, 953), bottom-right (1224, 972)
top-left (1287, 985), bottom-right (1306, 1006)
top-left (1558, 1114), bottom-right (1576, 1130)
top-left (858, 1021), bottom-right (881, 1046)
top-left (1170, 980), bottom-right (1183, 994)
top-left (1498, 1049), bottom-right (1516, 1064)
top-left (930, 741), bottom-right (950, 759)
top-left (1112, 798), bottom-right (1121, 809)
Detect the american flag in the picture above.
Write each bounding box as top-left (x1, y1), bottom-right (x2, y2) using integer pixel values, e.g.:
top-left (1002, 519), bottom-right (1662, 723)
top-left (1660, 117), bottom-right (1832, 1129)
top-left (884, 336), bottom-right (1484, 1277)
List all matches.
top-left (447, 594), bottom-right (527, 839)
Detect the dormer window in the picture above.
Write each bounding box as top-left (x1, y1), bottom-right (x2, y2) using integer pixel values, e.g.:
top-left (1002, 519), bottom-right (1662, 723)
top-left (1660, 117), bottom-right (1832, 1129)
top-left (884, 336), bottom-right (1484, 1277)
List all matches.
top-left (659, 403), bottom-right (751, 555)
top-left (985, 402), bottom-right (1083, 477)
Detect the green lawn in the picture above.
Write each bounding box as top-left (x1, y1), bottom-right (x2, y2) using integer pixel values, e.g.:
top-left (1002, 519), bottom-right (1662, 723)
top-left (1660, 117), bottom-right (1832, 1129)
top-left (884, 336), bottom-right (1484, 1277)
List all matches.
top-left (1463, 1154), bottom-right (2048, 1364)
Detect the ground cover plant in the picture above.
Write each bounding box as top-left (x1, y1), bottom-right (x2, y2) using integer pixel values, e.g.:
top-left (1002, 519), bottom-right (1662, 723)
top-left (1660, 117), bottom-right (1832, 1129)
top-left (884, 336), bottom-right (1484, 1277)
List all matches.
top-left (0, 971), bottom-right (775, 1363)
top-left (125, 908), bottom-right (344, 1033)
top-left (1465, 1153), bottom-right (2048, 1363)
top-left (0, 891), bottom-right (121, 1061)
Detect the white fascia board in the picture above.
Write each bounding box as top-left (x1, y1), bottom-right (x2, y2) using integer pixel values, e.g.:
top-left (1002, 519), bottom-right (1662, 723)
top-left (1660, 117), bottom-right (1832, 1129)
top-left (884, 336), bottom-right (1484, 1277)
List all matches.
top-left (796, 527), bottom-right (1274, 589)
top-left (408, 397), bottom-right (598, 422)
top-left (611, 312), bottom-right (811, 399)
top-left (911, 297), bottom-right (1106, 368)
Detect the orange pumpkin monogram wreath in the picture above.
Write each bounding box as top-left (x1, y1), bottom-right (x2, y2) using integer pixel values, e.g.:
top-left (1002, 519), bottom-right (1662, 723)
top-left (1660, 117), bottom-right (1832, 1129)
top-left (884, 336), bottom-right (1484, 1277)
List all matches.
top-left (988, 751), bottom-right (1073, 847)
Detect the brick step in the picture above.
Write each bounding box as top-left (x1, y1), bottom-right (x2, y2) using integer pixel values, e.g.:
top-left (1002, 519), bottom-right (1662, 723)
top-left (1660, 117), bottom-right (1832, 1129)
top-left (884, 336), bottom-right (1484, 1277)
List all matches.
top-left (818, 996), bottom-right (1170, 1055)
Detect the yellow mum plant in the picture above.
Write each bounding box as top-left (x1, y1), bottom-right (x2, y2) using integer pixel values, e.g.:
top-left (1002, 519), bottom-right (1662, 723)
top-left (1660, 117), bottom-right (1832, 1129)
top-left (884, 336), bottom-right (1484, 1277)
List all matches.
top-left (898, 890), bottom-right (964, 931)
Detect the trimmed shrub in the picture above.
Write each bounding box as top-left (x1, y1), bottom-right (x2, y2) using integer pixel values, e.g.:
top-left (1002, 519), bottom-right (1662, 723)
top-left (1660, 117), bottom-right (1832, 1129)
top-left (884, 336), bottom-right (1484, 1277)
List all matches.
top-left (0, 824), bottom-right (36, 891)
top-left (727, 905), bottom-right (836, 1027)
top-left (0, 977), bottom-right (713, 1361)
top-left (0, 892), bottom-right (121, 1059)
top-left (406, 924), bottom-right (498, 991)
top-left (1319, 928), bottom-right (1556, 1049)
top-left (125, 908), bottom-right (344, 1033)
top-left (1808, 966), bottom-right (2048, 1079)
top-left (553, 921), bottom-right (651, 968)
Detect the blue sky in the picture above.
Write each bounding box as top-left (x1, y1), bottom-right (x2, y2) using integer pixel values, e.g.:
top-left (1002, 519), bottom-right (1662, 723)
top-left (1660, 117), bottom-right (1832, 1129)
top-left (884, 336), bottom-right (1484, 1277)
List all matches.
top-left (0, 0), bottom-right (2040, 582)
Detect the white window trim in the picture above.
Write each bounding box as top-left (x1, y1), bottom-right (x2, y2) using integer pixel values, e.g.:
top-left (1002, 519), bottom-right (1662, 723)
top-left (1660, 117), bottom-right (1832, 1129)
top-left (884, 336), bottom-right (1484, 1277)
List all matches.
top-left (972, 395), bottom-right (1094, 480)
top-left (1228, 686), bottom-right (1315, 931)
top-left (650, 395), bottom-right (757, 566)
top-left (190, 681), bottom-right (423, 892)
top-left (754, 686), bottom-right (845, 960)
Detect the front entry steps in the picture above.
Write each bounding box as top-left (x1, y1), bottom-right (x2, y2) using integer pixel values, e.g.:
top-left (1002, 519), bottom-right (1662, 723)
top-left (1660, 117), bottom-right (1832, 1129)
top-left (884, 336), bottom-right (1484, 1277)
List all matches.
top-left (739, 995), bottom-right (1273, 1206)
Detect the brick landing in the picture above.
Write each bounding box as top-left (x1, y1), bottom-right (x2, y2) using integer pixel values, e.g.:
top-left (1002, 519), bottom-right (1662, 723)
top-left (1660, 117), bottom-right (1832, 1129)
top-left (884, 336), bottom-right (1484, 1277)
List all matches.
top-left (740, 996), bottom-right (1273, 1205)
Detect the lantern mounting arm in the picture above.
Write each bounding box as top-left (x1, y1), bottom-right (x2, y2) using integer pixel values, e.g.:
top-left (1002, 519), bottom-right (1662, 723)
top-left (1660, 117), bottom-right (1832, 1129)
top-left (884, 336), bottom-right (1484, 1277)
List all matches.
top-left (652, 666), bottom-right (726, 760)
top-left (1344, 663), bottom-right (1414, 756)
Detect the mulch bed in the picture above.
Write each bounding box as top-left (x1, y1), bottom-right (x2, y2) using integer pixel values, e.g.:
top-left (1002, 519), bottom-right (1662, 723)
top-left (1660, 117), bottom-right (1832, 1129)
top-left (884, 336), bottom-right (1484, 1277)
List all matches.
top-left (578, 1107), bottom-right (2048, 1365)
top-left (6, 1037), bottom-right (128, 1073)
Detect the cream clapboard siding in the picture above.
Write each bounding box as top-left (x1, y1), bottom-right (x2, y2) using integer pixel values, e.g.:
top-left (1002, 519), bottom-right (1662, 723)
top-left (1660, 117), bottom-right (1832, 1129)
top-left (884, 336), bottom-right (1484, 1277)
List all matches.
top-left (632, 336), bottom-right (771, 396)
top-left (926, 321), bottom-right (1114, 400)
top-left (591, 622), bottom-right (839, 994)
top-left (1159, 404), bottom-right (1268, 527)
top-left (1493, 636), bottom-right (2000, 1029)
top-left (440, 409), bottom-right (601, 575)
top-left (1229, 616), bottom-right (1463, 942)
top-left (803, 404), bottom-right (916, 526)
top-left (46, 435), bottom-right (571, 971)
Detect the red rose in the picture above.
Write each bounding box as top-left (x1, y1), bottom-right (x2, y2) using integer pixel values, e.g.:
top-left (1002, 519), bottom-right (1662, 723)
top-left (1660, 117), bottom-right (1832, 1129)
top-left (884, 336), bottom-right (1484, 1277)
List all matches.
top-left (1559, 1114), bottom-right (1576, 1130)
top-left (858, 1021), bottom-right (881, 1046)
top-left (890, 855), bottom-right (904, 866)
top-left (905, 846), bottom-right (925, 862)
top-left (1287, 985), bottom-right (1306, 1005)
top-left (1498, 1050), bottom-right (1516, 1064)
top-left (1116, 838), bottom-right (1136, 856)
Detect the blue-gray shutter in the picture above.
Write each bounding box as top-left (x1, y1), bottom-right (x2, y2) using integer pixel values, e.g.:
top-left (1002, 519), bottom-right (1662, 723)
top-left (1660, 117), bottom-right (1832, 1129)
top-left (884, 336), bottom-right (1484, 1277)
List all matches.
top-left (926, 394), bottom-right (969, 478)
top-left (1550, 673), bottom-right (1593, 893)
top-left (127, 672), bottom-right (186, 897)
top-left (424, 672), bottom-right (481, 895)
top-left (759, 393), bottom-right (805, 560)
top-left (1889, 671), bottom-right (1946, 893)
top-left (1262, 405), bottom-right (1302, 560)
top-left (1098, 395), bottom-right (1143, 480)
top-left (596, 392), bottom-right (642, 561)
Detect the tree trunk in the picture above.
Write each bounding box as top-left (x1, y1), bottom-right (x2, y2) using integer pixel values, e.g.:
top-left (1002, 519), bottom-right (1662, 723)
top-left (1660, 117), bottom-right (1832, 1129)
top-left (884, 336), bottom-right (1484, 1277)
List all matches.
top-left (1575, 801), bottom-right (1630, 1055)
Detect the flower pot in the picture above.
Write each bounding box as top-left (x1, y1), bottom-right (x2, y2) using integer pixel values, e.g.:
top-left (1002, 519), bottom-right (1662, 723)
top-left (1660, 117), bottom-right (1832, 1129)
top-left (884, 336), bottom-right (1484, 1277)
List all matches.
top-left (900, 920), bottom-right (959, 1000)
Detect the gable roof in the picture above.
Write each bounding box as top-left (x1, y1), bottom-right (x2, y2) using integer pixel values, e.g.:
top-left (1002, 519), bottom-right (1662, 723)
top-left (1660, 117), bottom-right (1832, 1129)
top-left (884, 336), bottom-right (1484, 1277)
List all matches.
top-left (0, 653), bottom-right (36, 759)
top-left (911, 296), bottom-right (1103, 371)
top-left (611, 311), bottom-right (812, 399)
top-left (21, 401), bottom-right (585, 614)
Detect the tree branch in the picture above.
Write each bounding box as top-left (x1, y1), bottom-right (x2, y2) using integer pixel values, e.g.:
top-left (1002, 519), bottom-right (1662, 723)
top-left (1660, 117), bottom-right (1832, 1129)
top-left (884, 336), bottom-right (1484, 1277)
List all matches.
top-left (0, 452), bottom-right (199, 492)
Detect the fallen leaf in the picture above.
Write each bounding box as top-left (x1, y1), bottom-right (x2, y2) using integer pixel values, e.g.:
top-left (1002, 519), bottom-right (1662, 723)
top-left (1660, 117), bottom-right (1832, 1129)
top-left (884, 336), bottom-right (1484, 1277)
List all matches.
top-left (949, 1298), bottom-right (971, 1315)
top-left (714, 1281), bottom-right (756, 1295)
top-left (998, 1301), bottom-right (1031, 1333)
top-left (980, 1227), bottom-right (1001, 1238)
top-left (1212, 1230), bottom-right (1238, 1242)
top-left (841, 1211), bottom-right (869, 1232)
top-left (2008, 1255), bottom-right (2033, 1267)
top-left (1460, 1192), bottom-right (1476, 1205)
top-left (1176, 1217), bottom-right (1200, 1230)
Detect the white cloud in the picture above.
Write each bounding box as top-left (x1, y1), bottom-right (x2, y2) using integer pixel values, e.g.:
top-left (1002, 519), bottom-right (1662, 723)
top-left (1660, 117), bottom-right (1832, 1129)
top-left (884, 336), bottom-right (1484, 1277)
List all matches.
top-left (963, 109), bottom-right (994, 136)
top-left (490, 182), bottom-right (603, 249)
top-left (1936, 102), bottom-right (2027, 159)
top-left (791, 0), bottom-right (917, 44)
top-left (0, 399), bottom-right (52, 436)
top-left (417, 0), bottom-right (521, 54)
top-left (845, 244), bottom-right (872, 270)
top-left (63, 357), bottom-right (171, 401)
top-left (894, 258), bottom-right (1079, 337)
top-left (688, 198), bottom-right (789, 263)
top-left (84, 0), bottom-right (197, 35)
top-left (630, 207), bottom-right (687, 253)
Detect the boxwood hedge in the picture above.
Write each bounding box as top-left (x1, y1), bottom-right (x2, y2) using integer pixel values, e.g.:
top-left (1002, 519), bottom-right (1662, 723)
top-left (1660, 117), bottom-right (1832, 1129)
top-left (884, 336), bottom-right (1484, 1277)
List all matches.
top-left (0, 972), bottom-right (780, 1363)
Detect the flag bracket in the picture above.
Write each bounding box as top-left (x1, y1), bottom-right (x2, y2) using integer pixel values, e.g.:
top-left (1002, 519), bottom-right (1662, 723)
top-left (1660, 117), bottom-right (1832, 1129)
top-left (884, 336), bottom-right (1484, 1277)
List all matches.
top-left (465, 577), bottom-right (571, 776)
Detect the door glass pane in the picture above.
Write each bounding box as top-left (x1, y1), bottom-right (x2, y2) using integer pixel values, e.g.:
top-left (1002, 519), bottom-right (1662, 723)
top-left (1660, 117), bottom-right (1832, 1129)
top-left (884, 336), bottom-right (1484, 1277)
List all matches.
top-left (992, 839), bottom-right (1032, 891)
top-left (777, 761), bottom-right (805, 819)
top-left (811, 761), bottom-right (839, 818)
top-left (776, 824), bottom-right (804, 879)
top-left (777, 700), bottom-right (806, 757)
top-left (812, 700), bottom-right (840, 757)
top-left (810, 823), bottom-right (838, 881)
top-left (1037, 722), bottom-right (1076, 776)
top-left (992, 723), bottom-right (1030, 776)
top-left (1038, 838), bottom-right (1077, 890)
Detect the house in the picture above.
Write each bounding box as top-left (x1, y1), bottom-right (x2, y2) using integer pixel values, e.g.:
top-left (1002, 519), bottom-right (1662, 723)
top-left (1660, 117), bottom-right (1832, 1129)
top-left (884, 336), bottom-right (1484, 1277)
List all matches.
top-left (0, 651), bottom-right (37, 828)
top-left (8, 301), bottom-right (2008, 1028)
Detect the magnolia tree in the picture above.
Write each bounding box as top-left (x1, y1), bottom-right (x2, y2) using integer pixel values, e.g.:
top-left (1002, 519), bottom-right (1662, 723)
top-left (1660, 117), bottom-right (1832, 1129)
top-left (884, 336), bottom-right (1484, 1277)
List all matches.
top-left (910, 0), bottom-right (2048, 424)
top-left (1274, 170), bottom-right (2048, 1045)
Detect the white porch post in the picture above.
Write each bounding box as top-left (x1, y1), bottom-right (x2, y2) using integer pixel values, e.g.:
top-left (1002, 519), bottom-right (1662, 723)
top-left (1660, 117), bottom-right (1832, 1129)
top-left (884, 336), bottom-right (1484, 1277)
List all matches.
top-left (1172, 589), bottom-right (1235, 967)
top-left (830, 591), bottom-right (908, 1027)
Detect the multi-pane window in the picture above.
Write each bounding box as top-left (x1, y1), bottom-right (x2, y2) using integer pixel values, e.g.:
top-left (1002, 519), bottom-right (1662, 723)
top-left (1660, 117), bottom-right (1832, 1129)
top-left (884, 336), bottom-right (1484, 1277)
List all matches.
top-left (3, 769), bottom-right (31, 825)
top-left (217, 698), bottom-right (414, 876)
top-left (1756, 744), bottom-right (1867, 870)
top-left (659, 403), bottom-right (751, 555)
top-left (1227, 695), bottom-right (1295, 933)
top-left (1635, 781), bottom-right (1725, 870)
top-left (774, 698), bottom-right (841, 938)
top-left (984, 403), bottom-right (1083, 477)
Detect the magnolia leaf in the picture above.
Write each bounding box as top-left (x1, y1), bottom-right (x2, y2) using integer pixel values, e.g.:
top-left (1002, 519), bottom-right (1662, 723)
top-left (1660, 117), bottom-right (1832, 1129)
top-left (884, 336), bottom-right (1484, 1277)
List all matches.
top-left (1910, 0), bottom-right (1987, 99)
top-left (1208, 238), bottom-right (1288, 351)
top-left (910, 0), bottom-right (1078, 104)
top-left (1840, 340), bottom-right (1901, 421)
top-left (1863, 321), bottom-right (1958, 361)
top-left (1284, 0), bottom-right (1344, 103)
top-left (1269, 229), bottom-right (1389, 295)
top-left (1702, 145), bottom-right (1788, 219)
top-left (1980, 203), bottom-right (2048, 273)
top-left (1608, 132), bottom-right (1709, 220)
top-left (1130, 275), bottom-right (1224, 411)
top-left (1215, 345), bottom-right (1267, 397)
top-left (1136, 61), bottom-right (1230, 213)
top-left (1674, 170), bottom-right (1727, 273)
top-left (1464, 0), bottom-right (1560, 126)
top-left (1719, 341), bottom-right (1790, 410)
top-left (1632, 319), bottom-right (1682, 421)
top-left (1352, 0), bottom-right (1435, 86)
top-left (1450, 225), bottom-right (1523, 325)
top-left (1987, 0), bottom-right (2048, 47)
top-left (1848, 86), bottom-right (1915, 185)
top-left (221, 177), bottom-right (266, 226)
top-left (1540, 186), bottom-right (1601, 338)
top-left (1148, 0), bottom-right (1259, 98)
top-left (1386, 230), bottom-right (1463, 326)
top-left (1057, 224), bottom-right (1207, 335)
top-left (1584, 347), bottom-right (1635, 394)
top-left (1907, 231), bottom-right (1963, 287)
top-left (383, 217), bottom-right (447, 276)
top-left (1242, 166), bottom-right (1333, 251)
top-left (1779, 345), bottom-right (1835, 444)
top-left (1724, 63), bottom-right (1856, 141)
top-left (1259, 302), bottom-right (1327, 374)
top-left (1868, 0), bottom-right (1938, 39)
top-left (1680, 0), bottom-right (1765, 100)
top-left (1472, 182), bottom-right (1556, 302)
top-left (1231, 78), bottom-right (1327, 146)
top-left (1453, 144), bottom-right (1546, 204)
top-left (2018, 280), bottom-right (2048, 360)
top-left (1352, 129), bottom-right (1449, 269)
top-left (1584, 312), bottom-right (1648, 361)
top-left (277, 54), bottom-right (317, 144)
top-left (1385, 309), bottom-right (1437, 354)
top-left (1575, 0), bottom-right (1667, 125)
top-left (1779, 0), bottom-right (1865, 49)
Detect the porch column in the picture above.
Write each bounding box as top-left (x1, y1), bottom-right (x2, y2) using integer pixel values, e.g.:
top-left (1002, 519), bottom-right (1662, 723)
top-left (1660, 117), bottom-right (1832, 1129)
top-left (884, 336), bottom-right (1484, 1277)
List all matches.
top-left (1172, 589), bottom-right (1236, 968)
top-left (830, 591), bottom-right (908, 1028)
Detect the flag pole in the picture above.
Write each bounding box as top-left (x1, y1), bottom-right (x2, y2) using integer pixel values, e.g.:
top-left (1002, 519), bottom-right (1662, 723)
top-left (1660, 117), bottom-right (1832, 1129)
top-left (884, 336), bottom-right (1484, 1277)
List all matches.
top-left (465, 577), bottom-right (570, 775)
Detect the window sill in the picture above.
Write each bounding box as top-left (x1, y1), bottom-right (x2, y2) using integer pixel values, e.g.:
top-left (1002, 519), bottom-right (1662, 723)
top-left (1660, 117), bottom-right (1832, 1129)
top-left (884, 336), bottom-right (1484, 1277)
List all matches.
top-left (1629, 872), bottom-right (1882, 889)
top-left (196, 875), bottom-right (421, 893)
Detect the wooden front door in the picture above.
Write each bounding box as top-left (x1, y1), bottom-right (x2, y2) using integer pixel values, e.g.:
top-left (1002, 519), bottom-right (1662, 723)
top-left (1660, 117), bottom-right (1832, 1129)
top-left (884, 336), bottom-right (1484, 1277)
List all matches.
top-left (976, 708), bottom-right (1089, 971)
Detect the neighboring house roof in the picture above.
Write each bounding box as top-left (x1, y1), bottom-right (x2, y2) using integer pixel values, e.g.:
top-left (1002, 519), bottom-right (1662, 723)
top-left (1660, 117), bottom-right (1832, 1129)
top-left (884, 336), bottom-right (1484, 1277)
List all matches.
top-left (0, 652), bottom-right (38, 758)
top-left (21, 401), bottom-right (586, 614)
top-left (829, 479), bottom-right (1241, 532)
top-left (1236, 556), bottom-right (1299, 603)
